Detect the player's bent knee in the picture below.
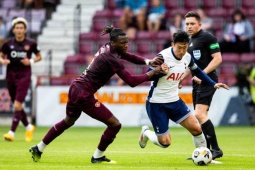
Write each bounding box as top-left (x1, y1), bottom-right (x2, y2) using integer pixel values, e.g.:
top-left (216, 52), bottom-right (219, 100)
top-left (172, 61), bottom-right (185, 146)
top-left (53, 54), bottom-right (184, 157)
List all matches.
top-left (64, 116), bottom-right (78, 126)
top-left (159, 141), bottom-right (170, 148)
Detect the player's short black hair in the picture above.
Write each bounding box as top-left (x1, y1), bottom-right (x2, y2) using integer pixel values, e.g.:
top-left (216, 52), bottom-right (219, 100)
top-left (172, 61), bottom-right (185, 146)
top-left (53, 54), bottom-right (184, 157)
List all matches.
top-left (185, 11), bottom-right (201, 22)
top-left (172, 30), bottom-right (189, 43)
top-left (101, 25), bottom-right (126, 42)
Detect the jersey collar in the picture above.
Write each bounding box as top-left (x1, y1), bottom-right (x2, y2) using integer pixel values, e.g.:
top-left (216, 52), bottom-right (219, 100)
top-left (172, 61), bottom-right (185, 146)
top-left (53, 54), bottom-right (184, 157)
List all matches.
top-left (192, 29), bottom-right (203, 38)
top-left (171, 47), bottom-right (181, 61)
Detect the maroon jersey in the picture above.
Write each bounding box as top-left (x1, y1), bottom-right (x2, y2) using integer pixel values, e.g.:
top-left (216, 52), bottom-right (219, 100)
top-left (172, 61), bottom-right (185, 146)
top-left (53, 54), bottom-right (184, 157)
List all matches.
top-left (74, 43), bottom-right (148, 94)
top-left (0, 38), bottom-right (40, 80)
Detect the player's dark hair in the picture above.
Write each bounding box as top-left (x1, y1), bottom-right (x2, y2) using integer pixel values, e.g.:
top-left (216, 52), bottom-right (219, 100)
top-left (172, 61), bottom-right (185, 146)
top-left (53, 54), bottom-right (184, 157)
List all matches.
top-left (173, 30), bottom-right (189, 43)
top-left (231, 9), bottom-right (246, 23)
top-left (101, 25), bottom-right (126, 42)
top-left (185, 11), bottom-right (201, 22)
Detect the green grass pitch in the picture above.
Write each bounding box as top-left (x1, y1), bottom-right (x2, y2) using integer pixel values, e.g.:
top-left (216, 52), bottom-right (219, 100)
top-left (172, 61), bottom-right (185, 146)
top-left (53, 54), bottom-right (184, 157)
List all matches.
top-left (0, 126), bottom-right (254, 170)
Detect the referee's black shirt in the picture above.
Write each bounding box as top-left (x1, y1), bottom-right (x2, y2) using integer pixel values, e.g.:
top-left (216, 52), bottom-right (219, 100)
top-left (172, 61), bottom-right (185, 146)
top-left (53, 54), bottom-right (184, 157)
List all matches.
top-left (188, 29), bottom-right (220, 82)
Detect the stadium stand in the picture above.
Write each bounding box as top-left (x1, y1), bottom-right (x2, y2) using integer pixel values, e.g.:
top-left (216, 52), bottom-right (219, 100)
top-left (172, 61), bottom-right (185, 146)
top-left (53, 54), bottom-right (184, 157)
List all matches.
top-left (202, 0), bottom-right (219, 10)
top-left (1, 0), bottom-right (17, 9)
top-left (183, 0), bottom-right (202, 10)
top-left (164, 0), bottom-right (182, 10)
top-left (24, 0), bottom-right (255, 86)
top-left (33, 0), bottom-right (104, 77)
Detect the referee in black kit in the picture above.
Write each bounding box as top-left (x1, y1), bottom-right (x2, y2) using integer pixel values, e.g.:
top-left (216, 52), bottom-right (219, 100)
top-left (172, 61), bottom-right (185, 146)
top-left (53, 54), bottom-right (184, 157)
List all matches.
top-left (180, 11), bottom-right (224, 160)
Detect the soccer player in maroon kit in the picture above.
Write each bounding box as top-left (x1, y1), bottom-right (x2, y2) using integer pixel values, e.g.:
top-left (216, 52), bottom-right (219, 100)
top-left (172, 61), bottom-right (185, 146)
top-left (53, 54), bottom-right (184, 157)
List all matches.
top-left (29, 25), bottom-right (165, 164)
top-left (0, 17), bottom-right (42, 142)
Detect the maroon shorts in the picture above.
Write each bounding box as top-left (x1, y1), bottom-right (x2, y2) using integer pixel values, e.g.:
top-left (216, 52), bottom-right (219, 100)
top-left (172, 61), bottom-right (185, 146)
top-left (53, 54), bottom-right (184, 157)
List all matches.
top-left (6, 73), bottom-right (30, 103)
top-left (66, 82), bottom-right (113, 123)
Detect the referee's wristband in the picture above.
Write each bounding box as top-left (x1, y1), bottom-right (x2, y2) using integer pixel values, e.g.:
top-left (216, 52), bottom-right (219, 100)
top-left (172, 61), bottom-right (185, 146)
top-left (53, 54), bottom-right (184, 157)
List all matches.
top-left (30, 59), bottom-right (35, 65)
top-left (145, 59), bottom-right (151, 65)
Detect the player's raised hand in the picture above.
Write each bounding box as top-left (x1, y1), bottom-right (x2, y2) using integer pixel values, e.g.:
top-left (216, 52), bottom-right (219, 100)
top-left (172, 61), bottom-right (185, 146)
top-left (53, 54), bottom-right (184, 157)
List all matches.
top-left (161, 63), bottom-right (169, 74)
top-left (214, 83), bottom-right (229, 90)
top-left (149, 56), bottom-right (164, 67)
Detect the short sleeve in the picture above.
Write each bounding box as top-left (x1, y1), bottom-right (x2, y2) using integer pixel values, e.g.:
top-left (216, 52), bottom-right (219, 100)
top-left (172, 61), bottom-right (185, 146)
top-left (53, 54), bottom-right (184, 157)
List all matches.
top-left (0, 42), bottom-right (9, 54)
top-left (31, 42), bottom-right (40, 54)
top-left (207, 34), bottom-right (220, 54)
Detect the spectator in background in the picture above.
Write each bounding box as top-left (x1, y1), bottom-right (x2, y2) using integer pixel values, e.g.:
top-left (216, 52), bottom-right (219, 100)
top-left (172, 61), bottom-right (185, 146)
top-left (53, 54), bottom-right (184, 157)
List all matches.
top-left (114, 0), bottom-right (126, 9)
top-left (22, 0), bottom-right (35, 9)
top-left (219, 9), bottom-right (254, 53)
top-left (147, 0), bottom-right (165, 32)
top-left (247, 65), bottom-right (255, 125)
top-left (235, 63), bottom-right (253, 98)
top-left (0, 17), bottom-right (7, 47)
top-left (164, 13), bottom-right (185, 49)
top-left (247, 64), bottom-right (255, 104)
top-left (120, 0), bottom-right (148, 32)
top-left (169, 13), bottom-right (185, 38)
top-left (196, 7), bottom-right (213, 33)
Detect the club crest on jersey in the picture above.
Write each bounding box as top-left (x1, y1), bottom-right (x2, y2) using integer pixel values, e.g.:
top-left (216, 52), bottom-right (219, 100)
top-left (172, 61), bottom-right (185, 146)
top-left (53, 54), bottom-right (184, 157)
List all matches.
top-left (24, 45), bottom-right (30, 51)
top-left (193, 50), bottom-right (201, 60)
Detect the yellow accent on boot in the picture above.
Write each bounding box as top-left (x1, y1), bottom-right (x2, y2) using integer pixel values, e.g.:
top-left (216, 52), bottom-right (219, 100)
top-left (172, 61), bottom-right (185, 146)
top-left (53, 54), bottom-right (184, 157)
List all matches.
top-left (3, 133), bottom-right (14, 141)
top-left (25, 125), bottom-right (35, 142)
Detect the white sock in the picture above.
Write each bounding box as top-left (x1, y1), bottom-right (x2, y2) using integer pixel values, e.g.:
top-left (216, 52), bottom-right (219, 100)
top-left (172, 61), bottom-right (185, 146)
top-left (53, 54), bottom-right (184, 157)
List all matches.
top-left (93, 148), bottom-right (104, 158)
top-left (8, 130), bottom-right (15, 137)
top-left (144, 130), bottom-right (165, 148)
top-left (37, 141), bottom-right (47, 152)
top-left (26, 124), bottom-right (33, 130)
top-left (192, 132), bottom-right (207, 148)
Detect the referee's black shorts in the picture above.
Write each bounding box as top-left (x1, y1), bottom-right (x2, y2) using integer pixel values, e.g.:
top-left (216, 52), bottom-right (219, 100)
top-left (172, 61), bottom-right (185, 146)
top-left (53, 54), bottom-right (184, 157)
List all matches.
top-left (192, 83), bottom-right (216, 108)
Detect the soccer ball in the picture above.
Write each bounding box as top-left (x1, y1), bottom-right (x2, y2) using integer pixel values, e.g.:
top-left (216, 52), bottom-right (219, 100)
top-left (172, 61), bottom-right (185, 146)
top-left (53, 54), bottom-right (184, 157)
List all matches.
top-left (192, 147), bottom-right (212, 166)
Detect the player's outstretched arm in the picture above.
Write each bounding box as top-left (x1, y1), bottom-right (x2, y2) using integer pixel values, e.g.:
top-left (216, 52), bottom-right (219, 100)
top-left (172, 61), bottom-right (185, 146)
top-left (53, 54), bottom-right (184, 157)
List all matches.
top-left (117, 66), bottom-right (163, 87)
top-left (123, 53), bottom-right (164, 66)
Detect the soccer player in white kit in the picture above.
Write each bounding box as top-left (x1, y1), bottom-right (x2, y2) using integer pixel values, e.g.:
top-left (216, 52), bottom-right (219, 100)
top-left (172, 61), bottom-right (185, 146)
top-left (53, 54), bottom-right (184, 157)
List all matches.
top-left (139, 30), bottom-right (229, 151)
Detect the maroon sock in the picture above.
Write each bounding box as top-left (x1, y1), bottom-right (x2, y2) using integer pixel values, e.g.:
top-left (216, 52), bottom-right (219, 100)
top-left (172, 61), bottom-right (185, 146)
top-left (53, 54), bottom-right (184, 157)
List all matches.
top-left (42, 119), bottom-right (72, 145)
top-left (20, 110), bottom-right (29, 127)
top-left (10, 111), bottom-right (23, 132)
top-left (98, 124), bottom-right (121, 151)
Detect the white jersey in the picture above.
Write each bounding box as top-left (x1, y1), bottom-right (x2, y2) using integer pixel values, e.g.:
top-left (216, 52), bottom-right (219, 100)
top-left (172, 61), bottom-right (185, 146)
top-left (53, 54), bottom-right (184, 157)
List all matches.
top-left (148, 47), bottom-right (197, 103)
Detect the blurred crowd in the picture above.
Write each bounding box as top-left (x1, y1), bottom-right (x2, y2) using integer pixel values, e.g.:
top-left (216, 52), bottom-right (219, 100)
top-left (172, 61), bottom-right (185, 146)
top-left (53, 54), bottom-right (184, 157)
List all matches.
top-left (112, 0), bottom-right (254, 53)
top-left (16, 0), bottom-right (60, 10)
top-left (0, 0), bottom-right (60, 46)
